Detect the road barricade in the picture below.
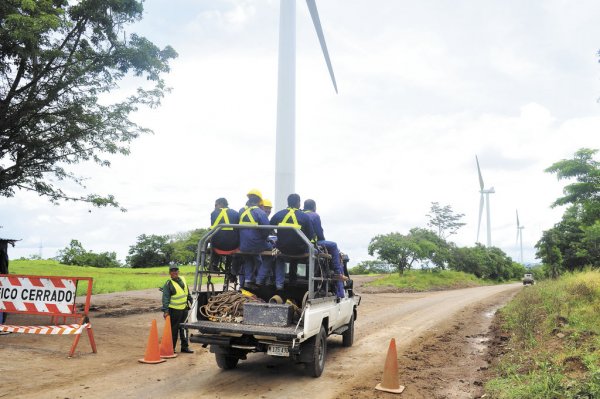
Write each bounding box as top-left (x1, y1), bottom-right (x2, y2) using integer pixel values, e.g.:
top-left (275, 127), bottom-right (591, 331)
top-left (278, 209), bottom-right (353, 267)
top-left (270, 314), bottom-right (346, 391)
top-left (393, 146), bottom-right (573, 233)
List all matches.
top-left (0, 274), bottom-right (97, 357)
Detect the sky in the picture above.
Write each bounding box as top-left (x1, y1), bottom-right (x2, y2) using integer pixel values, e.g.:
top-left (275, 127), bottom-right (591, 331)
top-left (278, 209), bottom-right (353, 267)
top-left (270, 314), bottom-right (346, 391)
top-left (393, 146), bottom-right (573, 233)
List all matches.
top-left (2, 0), bottom-right (600, 267)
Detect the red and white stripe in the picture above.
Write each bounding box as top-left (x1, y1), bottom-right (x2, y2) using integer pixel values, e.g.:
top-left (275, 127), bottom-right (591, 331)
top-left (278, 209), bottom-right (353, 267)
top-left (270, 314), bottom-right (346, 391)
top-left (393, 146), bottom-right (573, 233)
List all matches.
top-left (0, 323), bottom-right (88, 335)
top-left (0, 276), bottom-right (76, 314)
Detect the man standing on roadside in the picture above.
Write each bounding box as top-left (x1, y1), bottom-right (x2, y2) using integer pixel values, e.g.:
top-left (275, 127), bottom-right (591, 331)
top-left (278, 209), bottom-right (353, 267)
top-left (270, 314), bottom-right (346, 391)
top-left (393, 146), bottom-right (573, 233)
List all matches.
top-left (161, 266), bottom-right (194, 354)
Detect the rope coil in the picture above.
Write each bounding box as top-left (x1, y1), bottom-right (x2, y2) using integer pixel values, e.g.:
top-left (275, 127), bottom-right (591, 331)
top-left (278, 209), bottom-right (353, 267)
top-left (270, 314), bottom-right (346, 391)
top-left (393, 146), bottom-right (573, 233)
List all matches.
top-left (199, 291), bottom-right (262, 323)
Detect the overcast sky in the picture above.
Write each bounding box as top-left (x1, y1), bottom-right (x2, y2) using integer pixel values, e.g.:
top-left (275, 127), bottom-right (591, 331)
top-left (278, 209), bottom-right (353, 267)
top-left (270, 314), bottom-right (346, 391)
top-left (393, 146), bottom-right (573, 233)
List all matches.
top-left (2, 0), bottom-right (599, 266)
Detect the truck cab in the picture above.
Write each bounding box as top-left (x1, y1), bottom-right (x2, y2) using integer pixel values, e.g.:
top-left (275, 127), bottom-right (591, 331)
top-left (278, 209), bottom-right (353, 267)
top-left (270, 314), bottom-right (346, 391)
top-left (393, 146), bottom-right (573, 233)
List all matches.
top-left (183, 224), bottom-right (360, 377)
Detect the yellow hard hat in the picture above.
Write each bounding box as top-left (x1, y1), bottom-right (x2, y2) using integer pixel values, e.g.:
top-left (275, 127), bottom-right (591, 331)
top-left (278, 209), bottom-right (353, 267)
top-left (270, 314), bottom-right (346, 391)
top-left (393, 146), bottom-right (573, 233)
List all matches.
top-left (247, 188), bottom-right (263, 200)
top-left (262, 199), bottom-right (272, 208)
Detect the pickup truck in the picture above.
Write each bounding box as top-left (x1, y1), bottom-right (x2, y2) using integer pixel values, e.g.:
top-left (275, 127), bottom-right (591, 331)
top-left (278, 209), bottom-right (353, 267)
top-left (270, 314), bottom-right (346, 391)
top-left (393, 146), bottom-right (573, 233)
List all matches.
top-left (523, 273), bottom-right (535, 285)
top-left (183, 224), bottom-right (361, 377)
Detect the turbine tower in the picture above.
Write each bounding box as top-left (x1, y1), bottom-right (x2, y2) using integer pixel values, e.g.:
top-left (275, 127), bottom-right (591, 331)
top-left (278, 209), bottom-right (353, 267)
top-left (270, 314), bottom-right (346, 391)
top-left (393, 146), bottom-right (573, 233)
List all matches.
top-left (274, 0), bottom-right (338, 210)
top-left (476, 155), bottom-right (495, 247)
top-left (516, 210), bottom-right (524, 264)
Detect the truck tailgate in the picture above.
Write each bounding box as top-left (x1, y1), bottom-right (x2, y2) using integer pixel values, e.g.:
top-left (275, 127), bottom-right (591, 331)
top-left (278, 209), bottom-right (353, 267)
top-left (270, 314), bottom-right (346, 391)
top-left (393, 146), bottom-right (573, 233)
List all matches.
top-left (183, 320), bottom-right (303, 341)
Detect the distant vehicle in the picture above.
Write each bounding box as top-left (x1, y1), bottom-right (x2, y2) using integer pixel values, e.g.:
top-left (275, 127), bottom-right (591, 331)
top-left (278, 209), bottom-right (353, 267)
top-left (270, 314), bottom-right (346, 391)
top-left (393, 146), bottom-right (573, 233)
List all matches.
top-left (522, 273), bottom-right (535, 285)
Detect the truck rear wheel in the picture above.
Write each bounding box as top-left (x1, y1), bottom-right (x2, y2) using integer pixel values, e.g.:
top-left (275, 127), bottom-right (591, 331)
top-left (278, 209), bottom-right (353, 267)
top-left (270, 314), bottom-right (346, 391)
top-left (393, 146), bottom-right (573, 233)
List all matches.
top-left (305, 325), bottom-right (327, 377)
top-left (215, 353), bottom-right (239, 370)
top-left (342, 313), bottom-right (354, 347)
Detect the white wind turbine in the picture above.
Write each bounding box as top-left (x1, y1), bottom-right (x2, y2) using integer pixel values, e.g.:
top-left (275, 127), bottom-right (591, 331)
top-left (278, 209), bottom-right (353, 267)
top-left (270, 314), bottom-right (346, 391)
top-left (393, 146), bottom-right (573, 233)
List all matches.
top-left (274, 0), bottom-right (338, 210)
top-left (516, 210), bottom-right (524, 264)
top-left (476, 155), bottom-right (495, 247)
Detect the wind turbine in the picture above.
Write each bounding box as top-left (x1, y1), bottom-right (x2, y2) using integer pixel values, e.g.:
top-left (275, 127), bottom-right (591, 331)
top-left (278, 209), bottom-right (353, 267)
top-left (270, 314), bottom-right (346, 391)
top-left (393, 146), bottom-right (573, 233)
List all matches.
top-left (516, 210), bottom-right (524, 264)
top-left (274, 0), bottom-right (338, 210)
top-left (476, 155), bottom-right (495, 247)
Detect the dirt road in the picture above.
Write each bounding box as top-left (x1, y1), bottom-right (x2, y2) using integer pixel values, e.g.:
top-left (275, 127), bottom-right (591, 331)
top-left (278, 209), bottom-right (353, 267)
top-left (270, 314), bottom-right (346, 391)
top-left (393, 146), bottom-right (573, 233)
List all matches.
top-left (0, 281), bottom-right (520, 399)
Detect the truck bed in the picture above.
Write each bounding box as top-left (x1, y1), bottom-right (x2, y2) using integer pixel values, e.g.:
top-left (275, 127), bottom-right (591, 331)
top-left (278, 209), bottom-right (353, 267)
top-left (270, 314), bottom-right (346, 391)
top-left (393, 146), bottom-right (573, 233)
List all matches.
top-left (183, 320), bottom-right (303, 341)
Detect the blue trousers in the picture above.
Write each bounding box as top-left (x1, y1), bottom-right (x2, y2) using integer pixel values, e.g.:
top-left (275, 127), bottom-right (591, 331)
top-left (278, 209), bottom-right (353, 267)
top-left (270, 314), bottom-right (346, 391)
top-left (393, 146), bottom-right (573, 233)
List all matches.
top-left (319, 240), bottom-right (345, 298)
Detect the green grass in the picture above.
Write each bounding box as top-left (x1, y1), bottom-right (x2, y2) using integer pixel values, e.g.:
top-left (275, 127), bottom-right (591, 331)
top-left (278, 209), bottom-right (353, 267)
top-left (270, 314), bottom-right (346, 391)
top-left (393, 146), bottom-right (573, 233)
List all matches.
top-left (365, 269), bottom-right (494, 291)
top-left (7, 260), bottom-right (219, 295)
top-left (485, 270), bottom-right (600, 399)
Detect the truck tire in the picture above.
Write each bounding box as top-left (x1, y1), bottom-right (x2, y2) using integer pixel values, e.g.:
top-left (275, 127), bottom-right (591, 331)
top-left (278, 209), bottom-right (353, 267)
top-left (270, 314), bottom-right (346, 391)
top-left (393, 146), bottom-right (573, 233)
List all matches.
top-left (342, 313), bottom-right (354, 347)
top-left (305, 325), bottom-right (327, 377)
top-left (215, 353), bottom-right (239, 370)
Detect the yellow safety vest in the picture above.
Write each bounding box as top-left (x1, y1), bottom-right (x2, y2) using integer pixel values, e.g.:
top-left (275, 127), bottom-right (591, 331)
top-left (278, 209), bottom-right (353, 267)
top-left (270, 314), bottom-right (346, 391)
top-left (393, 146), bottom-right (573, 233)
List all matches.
top-left (168, 277), bottom-right (189, 310)
top-left (240, 206), bottom-right (259, 225)
top-left (210, 208), bottom-right (233, 231)
top-left (279, 208), bottom-right (301, 228)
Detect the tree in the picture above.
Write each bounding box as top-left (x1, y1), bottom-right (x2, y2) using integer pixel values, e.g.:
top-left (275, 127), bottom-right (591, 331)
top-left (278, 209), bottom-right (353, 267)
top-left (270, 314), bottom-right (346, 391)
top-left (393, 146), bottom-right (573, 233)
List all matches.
top-left (348, 260), bottom-right (394, 275)
top-left (126, 234), bottom-right (172, 268)
top-left (0, 0), bottom-right (177, 208)
top-left (169, 228), bottom-right (208, 265)
top-left (56, 239), bottom-right (120, 267)
top-left (545, 148), bottom-right (600, 207)
top-left (426, 202), bottom-right (466, 240)
top-left (368, 229), bottom-right (442, 275)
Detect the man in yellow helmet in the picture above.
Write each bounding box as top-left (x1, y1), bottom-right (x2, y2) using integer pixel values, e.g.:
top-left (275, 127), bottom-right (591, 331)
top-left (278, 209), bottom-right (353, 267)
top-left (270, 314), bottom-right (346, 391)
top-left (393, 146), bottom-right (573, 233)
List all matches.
top-left (261, 198), bottom-right (273, 218)
top-left (161, 266), bottom-right (193, 353)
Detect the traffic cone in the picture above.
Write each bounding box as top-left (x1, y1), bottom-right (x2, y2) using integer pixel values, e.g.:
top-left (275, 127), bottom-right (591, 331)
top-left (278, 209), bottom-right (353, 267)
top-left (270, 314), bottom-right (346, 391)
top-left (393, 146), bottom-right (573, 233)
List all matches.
top-left (160, 315), bottom-right (177, 359)
top-left (138, 319), bottom-right (166, 364)
top-left (375, 338), bottom-right (405, 394)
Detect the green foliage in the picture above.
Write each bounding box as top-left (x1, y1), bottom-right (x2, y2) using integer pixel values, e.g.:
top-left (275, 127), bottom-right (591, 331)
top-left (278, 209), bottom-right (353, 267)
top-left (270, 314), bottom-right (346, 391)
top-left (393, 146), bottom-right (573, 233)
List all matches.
top-left (169, 228), bottom-right (208, 265)
top-left (0, 0), bottom-right (177, 208)
top-left (445, 244), bottom-right (522, 281)
top-left (56, 239), bottom-right (121, 268)
top-left (126, 234), bottom-right (172, 268)
top-left (486, 271), bottom-right (600, 398)
top-left (9, 259), bottom-right (207, 295)
top-left (348, 260), bottom-right (394, 274)
top-left (426, 201), bottom-right (466, 240)
top-left (536, 148), bottom-right (600, 274)
top-left (366, 269), bottom-right (488, 291)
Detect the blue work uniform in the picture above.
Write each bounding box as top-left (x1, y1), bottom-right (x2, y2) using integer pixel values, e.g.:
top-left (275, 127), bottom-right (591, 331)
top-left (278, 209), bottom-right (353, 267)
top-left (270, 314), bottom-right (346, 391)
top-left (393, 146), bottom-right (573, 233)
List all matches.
top-left (238, 205), bottom-right (272, 286)
top-left (304, 211), bottom-right (345, 298)
top-left (270, 208), bottom-right (315, 290)
top-left (210, 207), bottom-right (240, 250)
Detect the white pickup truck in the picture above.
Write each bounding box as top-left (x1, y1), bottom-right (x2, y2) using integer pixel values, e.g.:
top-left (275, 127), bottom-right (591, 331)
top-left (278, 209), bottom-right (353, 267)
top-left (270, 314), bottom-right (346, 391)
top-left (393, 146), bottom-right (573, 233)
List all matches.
top-left (183, 224), bottom-right (361, 377)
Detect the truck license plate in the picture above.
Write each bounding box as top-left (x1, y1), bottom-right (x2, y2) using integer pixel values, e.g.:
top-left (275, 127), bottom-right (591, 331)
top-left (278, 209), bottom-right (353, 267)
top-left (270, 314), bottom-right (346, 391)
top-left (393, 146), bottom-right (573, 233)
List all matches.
top-left (267, 345), bottom-right (289, 357)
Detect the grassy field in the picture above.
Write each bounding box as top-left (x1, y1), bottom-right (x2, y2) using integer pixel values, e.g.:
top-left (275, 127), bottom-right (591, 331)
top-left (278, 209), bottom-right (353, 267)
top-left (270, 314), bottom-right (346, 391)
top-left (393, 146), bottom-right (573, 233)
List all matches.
top-left (365, 269), bottom-right (495, 291)
top-left (7, 260), bottom-right (207, 295)
top-left (486, 270), bottom-right (600, 398)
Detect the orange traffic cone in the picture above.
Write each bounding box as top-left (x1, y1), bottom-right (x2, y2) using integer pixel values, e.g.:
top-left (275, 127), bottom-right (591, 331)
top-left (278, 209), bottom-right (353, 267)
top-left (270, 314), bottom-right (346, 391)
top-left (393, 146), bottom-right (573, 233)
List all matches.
top-left (138, 319), bottom-right (166, 364)
top-left (160, 315), bottom-right (177, 359)
top-left (375, 338), bottom-right (405, 394)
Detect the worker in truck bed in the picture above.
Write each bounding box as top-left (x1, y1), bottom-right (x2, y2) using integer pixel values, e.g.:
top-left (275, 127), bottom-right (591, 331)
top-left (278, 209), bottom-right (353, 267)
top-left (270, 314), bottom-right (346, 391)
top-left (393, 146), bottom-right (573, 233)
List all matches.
top-left (209, 197), bottom-right (240, 272)
top-left (238, 189), bottom-right (272, 289)
top-left (303, 199), bottom-right (345, 298)
top-left (269, 193), bottom-right (315, 291)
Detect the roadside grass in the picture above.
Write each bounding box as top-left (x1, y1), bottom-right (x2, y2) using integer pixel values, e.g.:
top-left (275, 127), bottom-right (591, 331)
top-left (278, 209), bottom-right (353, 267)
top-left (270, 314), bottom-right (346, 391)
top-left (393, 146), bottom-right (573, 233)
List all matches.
top-left (7, 260), bottom-right (219, 295)
top-left (365, 269), bottom-right (494, 291)
top-left (486, 270), bottom-right (600, 399)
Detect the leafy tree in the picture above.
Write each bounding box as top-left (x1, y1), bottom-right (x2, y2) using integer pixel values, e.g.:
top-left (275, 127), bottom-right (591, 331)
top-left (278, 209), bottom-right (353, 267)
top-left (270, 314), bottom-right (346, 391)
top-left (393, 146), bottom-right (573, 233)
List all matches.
top-left (126, 234), bottom-right (172, 268)
top-left (545, 148), bottom-right (600, 207)
top-left (448, 244), bottom-right (518, 280)
top-left (426, 202), bottom-right (466, 240)
top-left (169, 228), bottom-right (208, 265)
top-left (56, 239), bottom-right (120, 267)
top-left (0, 0), bottom-right (177, 208)
top-left (348, 260), bottom-right (394, 275)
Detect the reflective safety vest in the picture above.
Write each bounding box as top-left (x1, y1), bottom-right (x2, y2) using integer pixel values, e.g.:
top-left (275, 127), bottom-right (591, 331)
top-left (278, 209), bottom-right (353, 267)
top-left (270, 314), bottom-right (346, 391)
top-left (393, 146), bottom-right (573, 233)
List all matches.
top-left (168, 277), bottom-right (189, 310)
top-left (239, 206), bottom-right (259, 225)
top-left (279, 208), bottom-right (301, 228)
top-left (210, 208), bottom-right (233, 230)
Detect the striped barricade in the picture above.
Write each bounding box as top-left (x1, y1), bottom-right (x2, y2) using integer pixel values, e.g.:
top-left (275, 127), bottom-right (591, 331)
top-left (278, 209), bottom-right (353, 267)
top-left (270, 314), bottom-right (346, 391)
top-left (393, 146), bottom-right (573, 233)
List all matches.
top-left (0, 274), bottom-right (97, 357)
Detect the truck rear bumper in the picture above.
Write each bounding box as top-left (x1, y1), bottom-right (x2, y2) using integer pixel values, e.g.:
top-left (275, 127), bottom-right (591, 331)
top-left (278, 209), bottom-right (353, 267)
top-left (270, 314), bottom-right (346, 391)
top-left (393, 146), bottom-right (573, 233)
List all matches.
top-left (183, 320), bottom-right (303, 341)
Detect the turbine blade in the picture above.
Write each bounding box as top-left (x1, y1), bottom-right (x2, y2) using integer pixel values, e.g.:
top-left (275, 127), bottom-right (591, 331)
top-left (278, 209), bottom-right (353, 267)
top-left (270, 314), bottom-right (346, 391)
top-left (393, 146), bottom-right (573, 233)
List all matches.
top-left (516, 209), bottom-right (520, 228)
top-left (476, 155), bottom-right (484, 190)
top-left (477, 193), bottom-right (484, 242)
top-left (306, 0), bottom-right (338, 93)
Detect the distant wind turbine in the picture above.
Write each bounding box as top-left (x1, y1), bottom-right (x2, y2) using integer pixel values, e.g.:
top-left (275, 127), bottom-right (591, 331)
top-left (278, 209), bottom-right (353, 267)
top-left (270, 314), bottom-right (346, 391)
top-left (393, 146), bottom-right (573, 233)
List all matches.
top-left (274, 0), bottom-right (338, 210)
top-left (476, 155), bottom-right (495, 247)
top-left (516, 210), bottom-right (524, 264)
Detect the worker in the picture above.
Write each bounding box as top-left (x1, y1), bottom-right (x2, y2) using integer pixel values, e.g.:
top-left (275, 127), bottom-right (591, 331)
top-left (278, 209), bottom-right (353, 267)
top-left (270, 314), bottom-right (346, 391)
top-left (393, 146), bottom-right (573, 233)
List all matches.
top-left (209, 198), bottom-right (240, 273)
top-left (269, 193), bottom-right (315, 291)
top-left (238, 189), bottom-right (272, 290)
top-left (303, 199), bottom-right (345, 298)
top-left (261, 198), bottom-right (273, 218)
top-left (161, 266), bottom-right (194, 353)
